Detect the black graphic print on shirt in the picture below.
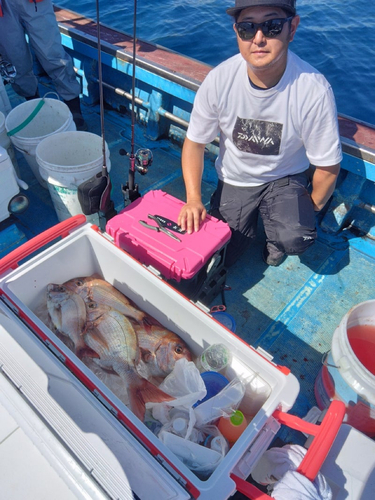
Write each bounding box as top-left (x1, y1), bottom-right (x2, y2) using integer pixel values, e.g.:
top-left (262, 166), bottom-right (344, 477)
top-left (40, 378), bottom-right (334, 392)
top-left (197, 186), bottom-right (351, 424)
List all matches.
top-left (233, 117), bottom-right (283, 155)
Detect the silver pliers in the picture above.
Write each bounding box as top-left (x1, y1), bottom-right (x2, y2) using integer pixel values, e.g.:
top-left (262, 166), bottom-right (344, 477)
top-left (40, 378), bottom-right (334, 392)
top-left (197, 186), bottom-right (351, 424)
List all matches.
top-left (139, 214), bottom-right (181, 242)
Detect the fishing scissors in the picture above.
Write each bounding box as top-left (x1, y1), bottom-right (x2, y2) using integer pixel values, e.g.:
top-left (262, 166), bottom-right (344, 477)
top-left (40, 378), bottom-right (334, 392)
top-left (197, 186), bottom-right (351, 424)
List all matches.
top-left (139, 214), bottom-right (181, 242)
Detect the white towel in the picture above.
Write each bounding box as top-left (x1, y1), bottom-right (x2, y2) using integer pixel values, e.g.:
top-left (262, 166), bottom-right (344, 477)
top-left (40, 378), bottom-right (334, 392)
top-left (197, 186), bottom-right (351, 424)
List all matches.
top-left (251, 444), bottom-right (332, 500)
top-left (271, 470), bottom-right (332, 500)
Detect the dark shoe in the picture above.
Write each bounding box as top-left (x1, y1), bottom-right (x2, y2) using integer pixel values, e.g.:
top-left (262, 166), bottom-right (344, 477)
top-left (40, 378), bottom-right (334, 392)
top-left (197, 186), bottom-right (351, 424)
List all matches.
top-left (72, 113), bottom-right (88, 131)
top-left (25, 90), bottom-right (40, 101)
top-left (262, 244), bottom-right (285, 267)
top-left (65, 97), bottom-right (88, 131)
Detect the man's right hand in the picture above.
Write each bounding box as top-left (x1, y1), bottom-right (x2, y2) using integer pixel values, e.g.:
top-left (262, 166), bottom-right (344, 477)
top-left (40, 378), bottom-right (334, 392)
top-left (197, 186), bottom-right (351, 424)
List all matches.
top-left (178, 200), bottom-right (207, 234)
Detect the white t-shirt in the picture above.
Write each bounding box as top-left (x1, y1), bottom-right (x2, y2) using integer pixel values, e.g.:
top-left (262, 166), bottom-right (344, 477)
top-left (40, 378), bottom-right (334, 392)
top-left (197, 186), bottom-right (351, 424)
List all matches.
top-left (187, 51), bottom-right (343, 187)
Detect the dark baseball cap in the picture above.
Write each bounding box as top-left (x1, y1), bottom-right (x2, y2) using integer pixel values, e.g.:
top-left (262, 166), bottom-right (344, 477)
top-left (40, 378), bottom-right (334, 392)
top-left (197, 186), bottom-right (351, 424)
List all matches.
top-left (227, 0), bottom-right (296, 17)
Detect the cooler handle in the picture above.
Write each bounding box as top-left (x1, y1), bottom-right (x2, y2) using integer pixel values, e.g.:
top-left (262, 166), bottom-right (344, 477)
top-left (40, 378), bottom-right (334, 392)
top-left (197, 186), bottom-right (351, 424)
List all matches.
top-left (0, 214), bottom-right (87, 275)
top-left (231, 400), bottom-right (345, 498)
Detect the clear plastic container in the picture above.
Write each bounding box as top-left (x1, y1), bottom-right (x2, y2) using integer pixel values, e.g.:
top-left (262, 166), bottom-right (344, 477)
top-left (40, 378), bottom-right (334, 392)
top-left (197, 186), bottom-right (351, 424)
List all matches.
top-left (199, 343), bottom-right (232, 372)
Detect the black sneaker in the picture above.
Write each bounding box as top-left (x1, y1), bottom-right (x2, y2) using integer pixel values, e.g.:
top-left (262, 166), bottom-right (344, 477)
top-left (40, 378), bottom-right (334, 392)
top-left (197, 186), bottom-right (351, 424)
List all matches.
top-left (72, 113), bottom-right (88, 131)
top-left (65, 97), bottom-right (88, 131)
top-left (25, 91), bottom-right (40, 101)
top-left (262, 244), bottom-right (285, 267)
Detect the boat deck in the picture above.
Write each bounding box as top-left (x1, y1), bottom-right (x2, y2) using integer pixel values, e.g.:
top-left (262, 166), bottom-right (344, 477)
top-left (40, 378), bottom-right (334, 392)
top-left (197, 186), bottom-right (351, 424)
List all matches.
top-left (4, 80), bottom-right (375, 421)
top-left (1, 73), bottom-right (375, 498)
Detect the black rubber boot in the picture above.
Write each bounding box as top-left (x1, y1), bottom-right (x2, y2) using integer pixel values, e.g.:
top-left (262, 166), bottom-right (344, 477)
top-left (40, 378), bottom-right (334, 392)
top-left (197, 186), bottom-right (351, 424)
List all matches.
top-left (25, 89), bottom-right (40, 100)
top-left (64, 96), bottom-right (88, 131)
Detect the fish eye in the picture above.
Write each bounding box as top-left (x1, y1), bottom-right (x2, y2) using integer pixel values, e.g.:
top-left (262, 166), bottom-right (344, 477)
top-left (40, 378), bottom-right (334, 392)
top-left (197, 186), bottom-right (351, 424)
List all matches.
top-left (87, 302), bottom-right (96, 309)
top-left (58, 286), bottom-right (65, 292)
top-left (75, 280), bottom-right (84, 286)
top-left (174, 344), bottom-right (184, 355)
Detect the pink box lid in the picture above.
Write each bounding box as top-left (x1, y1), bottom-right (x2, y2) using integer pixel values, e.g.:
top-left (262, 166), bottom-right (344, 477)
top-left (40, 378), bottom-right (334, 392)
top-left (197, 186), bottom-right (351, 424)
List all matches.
top-left (106, 190), bottom-right (231, 281)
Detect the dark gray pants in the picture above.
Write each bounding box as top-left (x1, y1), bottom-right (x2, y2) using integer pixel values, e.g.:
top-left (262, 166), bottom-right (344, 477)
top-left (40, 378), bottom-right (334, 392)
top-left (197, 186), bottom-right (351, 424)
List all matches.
top-left (209, 172), bottom-right (317, 266)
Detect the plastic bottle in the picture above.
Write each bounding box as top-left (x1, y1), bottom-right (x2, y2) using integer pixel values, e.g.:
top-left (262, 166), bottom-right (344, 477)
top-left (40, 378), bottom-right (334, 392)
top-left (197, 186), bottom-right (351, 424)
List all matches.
top-left (171, 416), bottom-right (189, 436)
top-left (199, 343), bottom-right (232, 372)
top-left (218, 410), bottom-right (247, 445)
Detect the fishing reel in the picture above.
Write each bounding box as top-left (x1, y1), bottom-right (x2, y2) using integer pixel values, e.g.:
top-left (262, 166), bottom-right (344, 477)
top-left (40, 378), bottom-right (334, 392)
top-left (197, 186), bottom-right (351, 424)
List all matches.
top-left (120, 147), bottom-right (153, 205)
top-left (0, 56), bottom-right (16, 84)
top-left (135, 148), bottom-right (153, 175)
top-left (119, 147), bottom-right (153, 175)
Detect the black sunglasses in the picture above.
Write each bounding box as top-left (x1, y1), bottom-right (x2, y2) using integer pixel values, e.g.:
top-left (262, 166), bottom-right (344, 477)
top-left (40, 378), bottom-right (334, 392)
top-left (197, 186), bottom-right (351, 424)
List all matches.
top-left (235, 16), bottom-right (293, 40)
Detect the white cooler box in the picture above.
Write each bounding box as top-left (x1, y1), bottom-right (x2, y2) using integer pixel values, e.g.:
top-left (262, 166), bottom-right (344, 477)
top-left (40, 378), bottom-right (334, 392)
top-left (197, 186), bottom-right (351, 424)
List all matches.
top-left (0, 216), bottom-right (300, 500)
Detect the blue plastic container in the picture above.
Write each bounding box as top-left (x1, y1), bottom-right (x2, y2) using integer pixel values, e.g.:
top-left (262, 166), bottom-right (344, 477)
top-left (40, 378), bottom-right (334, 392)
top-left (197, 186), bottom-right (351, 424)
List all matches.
top-left (212, 311), bottom-right (236, 333)
top-left (194, 371), bottom-right (229, 407)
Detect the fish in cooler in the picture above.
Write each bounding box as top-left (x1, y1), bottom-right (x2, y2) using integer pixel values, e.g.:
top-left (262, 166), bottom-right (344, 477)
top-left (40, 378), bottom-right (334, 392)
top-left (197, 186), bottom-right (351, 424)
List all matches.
top-left (134, 321), bottom-right (193, 379)
top-left (46, 283), bottom-right (88, 357)
top-left (84, 300), bottom-right (174, 421)
top-left (64, 275), bottom-right (145, 322)
top-left (46, 275), bottom-right (194, 420)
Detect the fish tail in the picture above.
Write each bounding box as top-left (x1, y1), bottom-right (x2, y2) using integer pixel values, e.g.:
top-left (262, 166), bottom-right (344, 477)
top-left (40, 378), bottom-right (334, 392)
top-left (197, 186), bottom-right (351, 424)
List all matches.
top-left (140, 378), bottom-right (174, 405)
top-left (128, 378), bottom-right (174, 422)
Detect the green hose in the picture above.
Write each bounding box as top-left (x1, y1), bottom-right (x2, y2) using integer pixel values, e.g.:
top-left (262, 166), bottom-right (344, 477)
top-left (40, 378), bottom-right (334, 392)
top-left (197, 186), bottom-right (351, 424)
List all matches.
top-left (7, 99), bottom-right (45, 137)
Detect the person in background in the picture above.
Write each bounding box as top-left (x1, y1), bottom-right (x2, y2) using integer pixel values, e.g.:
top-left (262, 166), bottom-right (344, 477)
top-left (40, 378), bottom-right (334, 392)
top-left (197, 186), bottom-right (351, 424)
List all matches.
top-left (0, 0), bottom-right (87, 130)
top-left (178, 0), bottom-right (341, 267)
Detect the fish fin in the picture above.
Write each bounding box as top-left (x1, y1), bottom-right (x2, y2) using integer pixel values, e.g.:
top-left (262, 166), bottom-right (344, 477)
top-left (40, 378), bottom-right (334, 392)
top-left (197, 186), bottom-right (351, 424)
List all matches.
top-left (77, 346), bottom-right (100, 359)
top-left (139, 378), bottom-right (174, 405)
top-left (128, 378), bottom-right (174, 422)
top-left (90, 273), bottom-right (103, 279)
top-left (128, 388), bottom-right (147, 422)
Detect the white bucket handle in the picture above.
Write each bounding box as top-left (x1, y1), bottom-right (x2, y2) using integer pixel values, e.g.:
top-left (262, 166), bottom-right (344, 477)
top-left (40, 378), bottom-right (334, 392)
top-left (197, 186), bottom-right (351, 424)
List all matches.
top-left (321, 351), bottom-right (340, 369)
top-left (43, 91), bottom-right (60, 100)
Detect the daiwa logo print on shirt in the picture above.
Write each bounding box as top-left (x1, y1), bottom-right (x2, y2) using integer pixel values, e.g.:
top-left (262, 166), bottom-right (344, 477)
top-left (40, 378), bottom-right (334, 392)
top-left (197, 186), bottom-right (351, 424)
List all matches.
top-left (233, 118), bottom-right (283, 155)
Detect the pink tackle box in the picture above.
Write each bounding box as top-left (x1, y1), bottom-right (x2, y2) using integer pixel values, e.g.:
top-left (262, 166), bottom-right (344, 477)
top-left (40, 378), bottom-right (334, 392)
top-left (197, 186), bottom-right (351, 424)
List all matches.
top-left (106, 190), bottom-right (232, 304)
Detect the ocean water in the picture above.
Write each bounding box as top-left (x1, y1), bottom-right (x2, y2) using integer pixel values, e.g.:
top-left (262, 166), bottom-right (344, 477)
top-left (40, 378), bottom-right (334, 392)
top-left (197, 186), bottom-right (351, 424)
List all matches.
top-left (57, 0), bottom-right (375, 126)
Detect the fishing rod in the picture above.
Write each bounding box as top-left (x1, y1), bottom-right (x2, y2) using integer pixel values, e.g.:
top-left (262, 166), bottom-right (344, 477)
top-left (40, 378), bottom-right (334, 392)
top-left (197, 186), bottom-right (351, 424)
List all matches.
top-left (77, 0), bottom-right (116, 230)
top-left (78, 0), bottom-right (152, 221)
top-left (121, 0), bottom-right (153, 205)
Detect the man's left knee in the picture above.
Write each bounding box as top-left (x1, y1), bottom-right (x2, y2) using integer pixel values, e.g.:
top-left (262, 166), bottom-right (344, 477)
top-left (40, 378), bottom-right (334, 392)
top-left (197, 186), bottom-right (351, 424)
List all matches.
top-left (283, 231), bottom-right (316, 255)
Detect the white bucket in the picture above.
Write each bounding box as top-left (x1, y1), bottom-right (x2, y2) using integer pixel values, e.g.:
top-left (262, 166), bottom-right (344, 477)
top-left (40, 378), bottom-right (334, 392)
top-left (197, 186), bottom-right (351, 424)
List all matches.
top-left (331, 300), bottom-right (375, 405)
top-left (36, 131), bottom-right (111, 223)
top-left (0, 78), bottom-right (12, 116)
top-left (5, 97), bottom-right (76, 188)
top-left (315, 299), bottom-right (375, 436)
top-left (0, 111), bottom-right (20, 178)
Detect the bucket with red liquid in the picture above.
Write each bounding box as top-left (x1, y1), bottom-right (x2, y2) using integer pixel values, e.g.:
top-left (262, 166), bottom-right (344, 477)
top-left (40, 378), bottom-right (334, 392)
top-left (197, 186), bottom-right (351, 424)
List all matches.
top-left (315, 300), bottom-right (375, 437)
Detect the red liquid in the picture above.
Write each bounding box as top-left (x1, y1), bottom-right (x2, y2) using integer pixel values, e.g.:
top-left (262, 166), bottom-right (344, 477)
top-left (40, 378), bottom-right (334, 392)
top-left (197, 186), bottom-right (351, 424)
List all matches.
top-left (347, 325), bottom-right (375, 375)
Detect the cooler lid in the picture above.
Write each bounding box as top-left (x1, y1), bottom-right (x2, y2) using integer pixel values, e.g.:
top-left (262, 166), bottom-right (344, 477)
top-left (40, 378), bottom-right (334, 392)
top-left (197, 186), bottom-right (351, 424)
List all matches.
top-left (106, 190), bottom-right (231, 281)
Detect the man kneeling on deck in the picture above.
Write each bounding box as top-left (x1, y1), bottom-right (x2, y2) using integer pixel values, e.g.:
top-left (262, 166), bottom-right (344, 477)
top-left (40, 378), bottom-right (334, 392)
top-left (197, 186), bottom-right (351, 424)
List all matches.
top-left (178, 0), bottom-right (342, 267)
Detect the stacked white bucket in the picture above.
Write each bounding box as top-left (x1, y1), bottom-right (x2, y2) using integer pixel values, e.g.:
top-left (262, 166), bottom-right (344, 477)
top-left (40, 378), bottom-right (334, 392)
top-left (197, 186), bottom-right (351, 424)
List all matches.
top-left (36, 130), bottom-right (111, 222)
top-left (5, 97), bottom-right (110, 222)
top-left (0, 110), bottom-right (20, 177)
top-left (5, 97), bottom-right (76, 188)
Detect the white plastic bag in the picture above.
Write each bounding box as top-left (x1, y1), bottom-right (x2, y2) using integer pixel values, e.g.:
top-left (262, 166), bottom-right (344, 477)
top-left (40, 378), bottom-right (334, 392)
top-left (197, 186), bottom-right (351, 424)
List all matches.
top-left (193, 376), bottom-right (246, 426)
top-left (158, 424), bottom-right (229, 478)
top-left (146, 358), bottom-right (207, 423)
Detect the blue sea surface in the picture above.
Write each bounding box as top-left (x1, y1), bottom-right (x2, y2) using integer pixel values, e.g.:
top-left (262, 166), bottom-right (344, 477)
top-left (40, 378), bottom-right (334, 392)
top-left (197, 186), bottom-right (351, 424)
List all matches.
top-left (57, 0), bottom-right (375, 126)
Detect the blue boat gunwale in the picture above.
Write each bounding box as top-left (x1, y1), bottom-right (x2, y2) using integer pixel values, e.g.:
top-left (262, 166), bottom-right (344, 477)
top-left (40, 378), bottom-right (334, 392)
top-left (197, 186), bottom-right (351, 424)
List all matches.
top-left (53, 5), bottom-right (375, 166)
